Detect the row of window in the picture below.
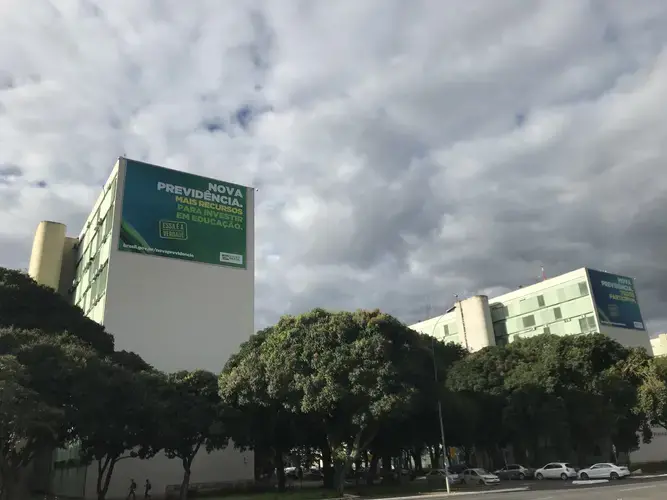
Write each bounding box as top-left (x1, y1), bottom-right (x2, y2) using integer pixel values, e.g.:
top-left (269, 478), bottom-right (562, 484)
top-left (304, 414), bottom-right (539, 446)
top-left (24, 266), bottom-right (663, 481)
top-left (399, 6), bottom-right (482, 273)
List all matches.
top-left (496, 314), bottom-right (598, 345)
top-left (72, 175), bottom-right (117, 316)
top-left (75, 262), bottom-right (108, 315)
top-left (490, 280), bottom-right (590, 321)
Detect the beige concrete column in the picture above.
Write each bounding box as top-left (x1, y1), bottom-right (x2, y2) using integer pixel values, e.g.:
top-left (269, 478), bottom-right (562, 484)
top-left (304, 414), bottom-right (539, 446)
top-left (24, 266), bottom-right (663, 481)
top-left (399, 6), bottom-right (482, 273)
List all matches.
top-left (456, 295), bottom-right (496, 351)
top-left (28, 221), bottom-right (67, 290)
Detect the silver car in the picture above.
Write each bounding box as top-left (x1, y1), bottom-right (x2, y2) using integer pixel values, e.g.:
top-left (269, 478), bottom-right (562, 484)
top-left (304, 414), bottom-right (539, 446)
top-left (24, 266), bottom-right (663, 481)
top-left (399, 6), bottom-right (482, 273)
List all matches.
top-left (462, 468), bottom-right (500, 486)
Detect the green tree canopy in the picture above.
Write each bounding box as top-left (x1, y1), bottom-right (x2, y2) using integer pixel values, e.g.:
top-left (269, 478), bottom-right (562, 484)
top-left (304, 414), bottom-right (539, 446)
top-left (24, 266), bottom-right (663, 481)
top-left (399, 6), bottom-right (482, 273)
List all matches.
top-left (258, 309), bottom-right (448, 493)
top-left (219, 327), bottom-right (307, 491)
top-left (0, 268), bottom-right (113, 354)
top-left (159, 370), bottom-right (229, 500)
top-left (447, 333), bottom-right (646, 465)
top-left (0, 354), bottom-right (64, 500)
top-left (73, 358), bottom-right (163, 500)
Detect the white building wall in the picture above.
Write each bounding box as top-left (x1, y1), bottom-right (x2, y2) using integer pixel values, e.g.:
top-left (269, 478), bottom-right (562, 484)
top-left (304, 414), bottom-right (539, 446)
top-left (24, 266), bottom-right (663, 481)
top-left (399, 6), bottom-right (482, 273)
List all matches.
top-left (598, 325), bottom-right (652, 351)
top-left (650, 333), bottom-right (667, 357)
top-left (456, 295), bottom-right (494, 351)
top-left (76, 158), bottom-right (255, 499)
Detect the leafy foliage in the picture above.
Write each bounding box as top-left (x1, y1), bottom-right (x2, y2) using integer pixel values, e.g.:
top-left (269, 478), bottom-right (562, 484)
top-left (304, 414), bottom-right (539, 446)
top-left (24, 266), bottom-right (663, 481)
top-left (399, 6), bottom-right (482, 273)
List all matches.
top-left (0, 354), bottom-right (64, 500)
top-left (0, 267), bottom-right (654, 499)
top-left (74, 359), bottom-right (163, 500)
top-left (159, 370), bottom-right (229, 500)
top-left (0, 268), bottom-right (113, 354)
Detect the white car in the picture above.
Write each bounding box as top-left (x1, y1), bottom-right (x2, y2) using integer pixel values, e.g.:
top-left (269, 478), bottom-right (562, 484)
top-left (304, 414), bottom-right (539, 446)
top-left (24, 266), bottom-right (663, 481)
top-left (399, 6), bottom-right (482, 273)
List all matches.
top-left (425, 468), bottom-right (461, 485)
top-left (462, 468), bottom-right (500, 486)
top-left (578, 463), bottom-right (630, 480)
top-left (534, 462), bottom-right (577, 480)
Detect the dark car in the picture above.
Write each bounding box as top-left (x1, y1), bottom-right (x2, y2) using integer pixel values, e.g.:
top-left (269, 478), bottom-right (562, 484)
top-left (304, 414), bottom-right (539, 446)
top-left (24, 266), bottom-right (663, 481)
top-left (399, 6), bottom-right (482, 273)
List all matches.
top-left (493, 464), bottom-right (534, 480)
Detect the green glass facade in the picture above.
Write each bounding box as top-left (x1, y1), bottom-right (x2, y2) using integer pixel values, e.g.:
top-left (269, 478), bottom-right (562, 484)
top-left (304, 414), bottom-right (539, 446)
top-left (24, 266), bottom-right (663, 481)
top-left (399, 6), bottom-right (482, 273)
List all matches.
top-left (491, 276), bottom-right (596, 345)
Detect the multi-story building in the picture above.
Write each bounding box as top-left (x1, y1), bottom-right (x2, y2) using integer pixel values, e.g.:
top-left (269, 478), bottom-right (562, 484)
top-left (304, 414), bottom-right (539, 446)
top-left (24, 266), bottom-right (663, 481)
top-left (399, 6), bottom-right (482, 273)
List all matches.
top-left (410, 267), bottom-right (652, 352)
top-left (27, 157), bottom-right (255, 498)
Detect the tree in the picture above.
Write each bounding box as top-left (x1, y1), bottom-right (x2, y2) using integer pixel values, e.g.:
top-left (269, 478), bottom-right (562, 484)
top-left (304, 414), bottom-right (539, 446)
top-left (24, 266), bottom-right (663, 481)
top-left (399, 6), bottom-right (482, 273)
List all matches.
top-left (0, 267), bottom-right (114, 354)
top-left (160, 370), bottom-right (229, 500)
top-left (260, 309), bottom-right (430, 494)
top-left (635, 356), bottom-right (667, 431)
top-left (447, 333), bottom-right (646, 466)
top-left (0, 355), bottom-right (64, 500)
top-left (219, 327), bottom-right (305, 492)
top-left (74, 359), bottom-right (162, 500)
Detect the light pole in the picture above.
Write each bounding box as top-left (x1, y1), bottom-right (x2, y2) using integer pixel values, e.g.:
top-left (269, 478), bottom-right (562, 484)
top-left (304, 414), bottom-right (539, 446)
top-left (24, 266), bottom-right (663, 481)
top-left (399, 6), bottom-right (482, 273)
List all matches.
top-left (429, 314), bottom-right (451, 494)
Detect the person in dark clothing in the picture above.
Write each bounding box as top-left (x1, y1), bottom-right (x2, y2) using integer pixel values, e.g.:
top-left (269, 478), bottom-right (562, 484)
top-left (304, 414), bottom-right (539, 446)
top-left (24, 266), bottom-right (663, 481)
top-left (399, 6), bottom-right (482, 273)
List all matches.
top-left (144, 479), bottom-right (152, 499)
top-left (127, 479), bottom-right (137, 500)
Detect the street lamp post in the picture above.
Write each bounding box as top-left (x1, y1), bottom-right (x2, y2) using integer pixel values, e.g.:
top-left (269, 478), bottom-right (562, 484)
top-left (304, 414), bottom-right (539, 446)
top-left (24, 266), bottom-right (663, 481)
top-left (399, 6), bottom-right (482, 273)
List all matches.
top-left (430, 322), bottom-right (451, 494)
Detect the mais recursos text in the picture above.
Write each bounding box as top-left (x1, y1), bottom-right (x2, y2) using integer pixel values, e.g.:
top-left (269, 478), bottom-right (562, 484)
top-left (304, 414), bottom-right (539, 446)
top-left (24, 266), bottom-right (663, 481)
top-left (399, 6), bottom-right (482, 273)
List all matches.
top-left (175, 196), bottom-right (244, 229)
top-left (156, 180), bottom-right (246, 230)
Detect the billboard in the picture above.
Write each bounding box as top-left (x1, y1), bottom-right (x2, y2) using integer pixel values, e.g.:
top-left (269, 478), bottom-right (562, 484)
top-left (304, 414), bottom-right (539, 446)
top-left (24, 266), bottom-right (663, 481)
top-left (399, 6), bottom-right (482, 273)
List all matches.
top-left (587, 269), bottom-right (645, 330)
top-left (118, 159), bottom-right (248, 269)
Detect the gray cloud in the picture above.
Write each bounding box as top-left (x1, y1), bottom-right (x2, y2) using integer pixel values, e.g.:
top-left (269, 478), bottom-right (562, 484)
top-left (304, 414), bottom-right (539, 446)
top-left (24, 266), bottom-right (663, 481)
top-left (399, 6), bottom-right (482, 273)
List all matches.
top-left (1, 0), bottom-right (667, 336)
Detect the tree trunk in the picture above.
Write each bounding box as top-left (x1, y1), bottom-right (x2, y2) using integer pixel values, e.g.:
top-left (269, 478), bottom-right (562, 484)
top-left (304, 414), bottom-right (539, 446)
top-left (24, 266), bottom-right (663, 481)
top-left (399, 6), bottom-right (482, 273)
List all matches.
top-left (179, 466), bottom-right (191, 500)
top-left (321, 445), bottom-right (333, 489)
top-left (333, 459), bottom-right (347, 496)
top-left (96, 455), bottom-right (118, 500)
top-left (428, 446), bottom-right (437, 468)
top-left (412, 447), bottom-right (423, 474)
top-left (366, 454), bottom-right (379, 485)
top-left (275, 449), bottom-right (286, 492)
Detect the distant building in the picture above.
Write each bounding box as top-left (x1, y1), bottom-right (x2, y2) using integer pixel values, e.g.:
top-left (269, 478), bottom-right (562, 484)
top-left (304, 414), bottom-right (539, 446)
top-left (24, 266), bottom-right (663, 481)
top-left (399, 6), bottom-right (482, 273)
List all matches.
top-left (410, 267), bottom-right (651, 352)
top-left (651, 333), bottom-right (667, 357)
top-left (28, 158), bottom-right (255, 498)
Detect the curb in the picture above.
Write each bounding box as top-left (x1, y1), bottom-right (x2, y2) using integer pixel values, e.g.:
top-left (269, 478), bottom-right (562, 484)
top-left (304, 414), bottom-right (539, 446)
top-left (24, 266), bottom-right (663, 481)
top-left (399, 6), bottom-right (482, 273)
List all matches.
top-left (629, 473), bottom-right (667, 479)
top-left (326, 487), bottom-right (530, 500)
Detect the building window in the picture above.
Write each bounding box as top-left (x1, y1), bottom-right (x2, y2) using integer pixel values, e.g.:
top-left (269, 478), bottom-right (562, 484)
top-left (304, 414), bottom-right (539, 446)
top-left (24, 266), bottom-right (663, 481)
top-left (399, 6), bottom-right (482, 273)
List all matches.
top-left (537, 295), bottom-right (545, 307)
top-left (522, 315), bottom-right (536, 328)
top-left (443, 324), bottom-right (450, 337)
top-left (579, 282), bottom-right (589, 296)
top-left (553, 307), bottom-right (562, 320)
top-left (579, 316), bottom-right (597, 333)
top-left (543, 326), bottom-right (551, 335)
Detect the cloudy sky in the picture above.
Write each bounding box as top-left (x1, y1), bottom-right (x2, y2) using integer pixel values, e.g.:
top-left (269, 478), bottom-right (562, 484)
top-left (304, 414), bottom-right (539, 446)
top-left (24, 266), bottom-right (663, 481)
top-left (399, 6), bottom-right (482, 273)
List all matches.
top-left (1, 0), bottom-right (666, 334)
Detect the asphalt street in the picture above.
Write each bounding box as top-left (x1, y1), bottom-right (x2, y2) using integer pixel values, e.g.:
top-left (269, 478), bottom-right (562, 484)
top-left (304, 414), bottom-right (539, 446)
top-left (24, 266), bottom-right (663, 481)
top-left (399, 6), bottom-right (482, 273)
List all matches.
top-left (417, 476), bottom-right (667, 500)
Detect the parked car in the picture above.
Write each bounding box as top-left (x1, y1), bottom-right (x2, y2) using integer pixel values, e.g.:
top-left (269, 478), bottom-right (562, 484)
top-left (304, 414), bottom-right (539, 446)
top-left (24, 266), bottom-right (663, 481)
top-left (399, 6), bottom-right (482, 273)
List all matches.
top-left (447, 463), bottom-right (471, 475)
top-left (493, 464), bottom-right (534, 480)
top-left (534, 463), bottom-right (577, 480)
top-left (462, 468), bottom-right (501, 486)
top-left (578, 463), bottom-right (630, 480)
top-left (425, 468), bottom-right (462, 485)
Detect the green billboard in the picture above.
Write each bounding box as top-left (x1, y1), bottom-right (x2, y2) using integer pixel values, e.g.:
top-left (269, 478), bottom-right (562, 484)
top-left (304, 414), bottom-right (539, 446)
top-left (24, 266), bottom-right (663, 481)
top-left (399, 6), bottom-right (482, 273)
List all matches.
top-left (118, 159), bottom-right (248, 269)
top-left (587, 269), bottom-right (645, 330)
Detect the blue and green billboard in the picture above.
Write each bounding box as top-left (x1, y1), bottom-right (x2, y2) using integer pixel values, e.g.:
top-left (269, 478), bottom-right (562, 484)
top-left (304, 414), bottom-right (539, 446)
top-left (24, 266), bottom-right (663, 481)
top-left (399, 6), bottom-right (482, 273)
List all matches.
top-left (587, 269), bottom-right (645, 330)
top-left (118, 159), bottom-right (248, 269)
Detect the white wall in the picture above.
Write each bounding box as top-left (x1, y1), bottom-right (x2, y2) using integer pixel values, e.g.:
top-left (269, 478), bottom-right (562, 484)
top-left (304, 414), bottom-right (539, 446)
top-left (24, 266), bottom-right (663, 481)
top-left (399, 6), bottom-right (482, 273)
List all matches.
top-left (599, 325), bottom-right (652, 352)
top-left (651, 333), bottom-right (667, 357)
top-left (85, 449), bottom-right (253, 500)
top-left (631, 427), bottom-right (667, 464)
top-left (84, 159), bottom-right (255, 498)
top-left (456, 295), bottom-right (494, 351)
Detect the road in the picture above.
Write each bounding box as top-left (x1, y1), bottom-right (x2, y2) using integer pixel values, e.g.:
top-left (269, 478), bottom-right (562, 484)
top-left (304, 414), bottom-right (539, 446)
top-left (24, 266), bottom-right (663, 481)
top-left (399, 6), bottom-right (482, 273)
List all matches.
top-left (418, 476), bottom-right (667, 500)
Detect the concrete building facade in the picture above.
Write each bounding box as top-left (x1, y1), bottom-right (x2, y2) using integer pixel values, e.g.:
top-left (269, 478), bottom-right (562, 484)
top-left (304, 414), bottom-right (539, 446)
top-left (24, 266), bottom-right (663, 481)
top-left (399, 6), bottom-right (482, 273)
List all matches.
top-left (651, 333), bottom-right (667, 357)
top-left (28, 158), bottom-right (255, 498)
top-left (410, 267), bottom-right (652, 353)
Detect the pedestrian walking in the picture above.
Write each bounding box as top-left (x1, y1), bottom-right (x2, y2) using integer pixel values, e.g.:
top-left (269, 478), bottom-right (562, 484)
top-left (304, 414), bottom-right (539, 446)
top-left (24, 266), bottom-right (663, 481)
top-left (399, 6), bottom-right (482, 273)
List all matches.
top-left (127, 479), bottom-right (137, 500)
top-left (144, 479), bottom-right (152, 499)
